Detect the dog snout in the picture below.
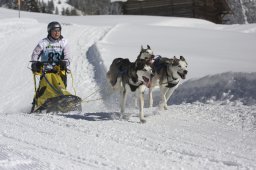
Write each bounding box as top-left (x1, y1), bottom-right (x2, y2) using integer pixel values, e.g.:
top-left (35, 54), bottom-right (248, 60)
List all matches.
top-left (184, 70), bottom-right (188, 75)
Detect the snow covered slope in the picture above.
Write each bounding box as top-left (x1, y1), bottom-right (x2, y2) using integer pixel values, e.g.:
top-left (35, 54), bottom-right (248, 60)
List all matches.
top-left (170, 72), bottom-right (256, 106)
top-left (0, 8), bottom-right (255, 170)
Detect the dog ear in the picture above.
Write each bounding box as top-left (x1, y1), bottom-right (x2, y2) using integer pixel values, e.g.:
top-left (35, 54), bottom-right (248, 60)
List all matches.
top-left (170, 59), bottom-right (174, 64)
top-left (180, 56), bottom-right (185, 61)
top-left (147, 45), bottom-right (151, 49)
top-left (172, 57), bottom-right (179, 65)
top-left (141, 45), bottom-right (144, 51)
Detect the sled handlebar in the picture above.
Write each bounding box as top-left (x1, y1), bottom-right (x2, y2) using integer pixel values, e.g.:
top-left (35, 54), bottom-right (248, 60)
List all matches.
top-left (30, 60), bottom-right (70, 74)
top-left (30, 59), bottom-right (69, 64)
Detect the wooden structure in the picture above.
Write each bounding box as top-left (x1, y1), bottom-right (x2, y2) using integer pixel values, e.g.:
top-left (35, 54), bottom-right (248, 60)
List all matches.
top-left (122, 0), bottom-right (230, 23)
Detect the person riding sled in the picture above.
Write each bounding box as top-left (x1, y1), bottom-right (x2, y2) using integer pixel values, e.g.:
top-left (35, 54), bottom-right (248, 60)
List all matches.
top-left (31, 21), bottom-right (70, 86)
top-left (30, 21), bottom-right (81, 113)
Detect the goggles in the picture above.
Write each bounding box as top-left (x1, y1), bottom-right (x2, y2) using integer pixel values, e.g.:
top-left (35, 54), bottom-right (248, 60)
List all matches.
top-left (51, 28), bottom-right (61, 32)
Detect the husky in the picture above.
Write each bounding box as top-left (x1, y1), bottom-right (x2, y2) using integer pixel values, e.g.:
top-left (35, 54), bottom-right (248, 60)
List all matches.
top-left (107, 57), bottom-right (153, 123)
top-left (137, 45), bottom-right (154, 62)
top-left (149, 56), bottom-right (188, 110)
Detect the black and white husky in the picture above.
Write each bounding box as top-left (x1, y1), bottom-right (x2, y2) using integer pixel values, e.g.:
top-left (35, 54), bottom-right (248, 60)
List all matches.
top-left (106, 46), bottom-right (154, 123)
top-left (149, 56), bottom-right (188, 110)
top-left (137, 45), bottom-right (154, 62)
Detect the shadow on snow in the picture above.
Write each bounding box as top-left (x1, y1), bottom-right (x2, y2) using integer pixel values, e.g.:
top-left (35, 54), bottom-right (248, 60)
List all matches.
top-left (59, 112), bottom-right (121, 121)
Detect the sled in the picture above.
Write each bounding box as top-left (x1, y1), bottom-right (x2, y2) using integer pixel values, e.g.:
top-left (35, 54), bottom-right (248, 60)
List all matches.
top-left (30, 62), bottom-right (82, 113)
top-left (33, 95), bottom-right (82, 113)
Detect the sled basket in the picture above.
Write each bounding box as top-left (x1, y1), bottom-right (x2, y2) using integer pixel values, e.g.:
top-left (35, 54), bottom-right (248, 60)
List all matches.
top-left (31, 63), bottom-right (82, 113)
top-left (33, 95), bottom-right (82, 113)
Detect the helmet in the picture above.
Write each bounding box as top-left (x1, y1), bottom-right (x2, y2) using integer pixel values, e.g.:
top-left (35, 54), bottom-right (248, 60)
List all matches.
top-left (47, 21), bottom-right (61, 33)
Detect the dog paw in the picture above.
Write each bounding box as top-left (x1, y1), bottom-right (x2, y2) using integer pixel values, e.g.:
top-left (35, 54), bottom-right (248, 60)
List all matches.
top-left (121, 114), bottom-right (130, 121)
top-left (158, 105), bottom-right (164, 111)
top-left (164, 106), bottom-right (168, 110)
top-left (140, 118), bottom-right (146, 123)
top-left (153, 109), bottom-right (160, 115)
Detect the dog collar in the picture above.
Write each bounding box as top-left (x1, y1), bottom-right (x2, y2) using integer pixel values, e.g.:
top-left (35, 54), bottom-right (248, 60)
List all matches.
top-left (161, 75), bottom-right (179, 87)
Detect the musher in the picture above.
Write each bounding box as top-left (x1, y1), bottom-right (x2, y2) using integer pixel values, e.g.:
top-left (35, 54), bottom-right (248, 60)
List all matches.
top-left (31, 21), bottom-right (70, 87)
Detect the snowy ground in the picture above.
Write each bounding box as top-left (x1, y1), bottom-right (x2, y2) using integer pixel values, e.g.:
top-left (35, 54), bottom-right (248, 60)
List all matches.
top-left (0, 8), bottom-right (256, 170)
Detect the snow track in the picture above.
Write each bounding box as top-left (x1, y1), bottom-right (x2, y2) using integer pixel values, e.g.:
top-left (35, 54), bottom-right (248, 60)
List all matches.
top-left (0, 104), bottom-right (255, 170)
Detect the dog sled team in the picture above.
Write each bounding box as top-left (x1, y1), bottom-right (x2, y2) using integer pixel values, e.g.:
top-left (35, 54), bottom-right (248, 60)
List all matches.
top-left (107, 45), bottom-right (188, 123)
top-left (29, 21), bottom-right (188, 123)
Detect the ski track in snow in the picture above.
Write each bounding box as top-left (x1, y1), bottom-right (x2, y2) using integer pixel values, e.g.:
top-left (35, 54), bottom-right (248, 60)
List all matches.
top-left (0, 105), bottom-right (256, 170)
top-left (0, 12), bottom-right (256, 170)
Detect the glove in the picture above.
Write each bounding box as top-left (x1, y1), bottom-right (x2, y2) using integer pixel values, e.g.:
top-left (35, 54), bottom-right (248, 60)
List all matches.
top-left (58, 60), bottom-right (67, 70)
top-left (31, 62), bottom-right (42, 73)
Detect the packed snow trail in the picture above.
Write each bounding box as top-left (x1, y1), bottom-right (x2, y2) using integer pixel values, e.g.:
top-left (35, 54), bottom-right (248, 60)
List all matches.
top-left (0, 104), bottom-right (256, 170)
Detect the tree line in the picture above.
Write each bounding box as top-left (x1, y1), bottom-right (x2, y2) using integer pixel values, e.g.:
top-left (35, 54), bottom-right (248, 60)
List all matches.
top-left (0, 0), bottom-right (122, 15)
top-left (67, 0), bottom-right (121, 15)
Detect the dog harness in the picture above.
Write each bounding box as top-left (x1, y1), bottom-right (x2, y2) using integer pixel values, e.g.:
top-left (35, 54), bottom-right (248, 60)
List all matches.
top-left (154, 56), bottom-right (179, 87)
top-left (165, 70), bottom-right (179, 88)
top-left (153, 55), bottom-right (163, 74)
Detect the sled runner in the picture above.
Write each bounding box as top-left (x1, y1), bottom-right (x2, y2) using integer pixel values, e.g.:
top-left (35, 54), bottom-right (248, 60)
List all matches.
top-left (30, 61), bottom-right (82, 113)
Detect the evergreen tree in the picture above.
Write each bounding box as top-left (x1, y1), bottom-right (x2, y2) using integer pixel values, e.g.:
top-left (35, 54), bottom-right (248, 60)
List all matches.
top-left (65, 7), bottom-right (70, 15)
top-left (13, 0), bottom-right (33, 12)
top-left (67, 0), bottom-right (112, 15)
top-left (27, 0), bottom-right (40, 12)
top-left (47, 0), bottom-right (54, 12)
top-left (0, 0), bottom-right (15, 8)
top-left (70, 8), bottom-right (78, 15)
top-left (61, 7), bottom-right (65, 15)
top-left (41, 1), bottom-right (47, 13)
top-left (55, 7), bottom-right (59, 15)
